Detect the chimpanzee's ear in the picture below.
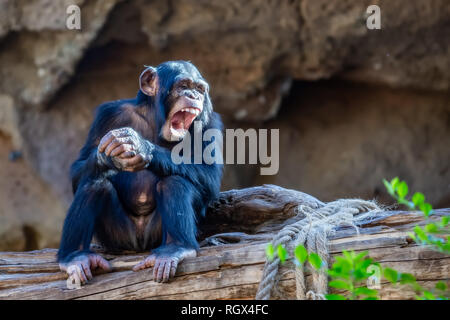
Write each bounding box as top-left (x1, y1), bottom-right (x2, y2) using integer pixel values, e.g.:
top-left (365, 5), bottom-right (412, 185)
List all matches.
top-left (139, 66), bottom-right (158, 96)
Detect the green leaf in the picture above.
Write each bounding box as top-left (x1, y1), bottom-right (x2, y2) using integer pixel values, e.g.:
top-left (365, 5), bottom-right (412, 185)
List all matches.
top-left (354, 251), bottom-right (369, 264)
top-left (342, 250), bottom-right (354, 263)
top-left (422, 291), bottom-right (436, 300)
top-left (398, 197), bottom-right (414, 209)
top-left (332, 256), bottom-right (352, 276)
top-left (357, 258), bottom-right (373, 273)
top-left (383, 179), bottom-right (394, 196)
top-left (266, 243), bottom-right (274, 261)
top-left (329, 280), bottom-right (351, 290)
top-left (354, 269), bottom-right (369, 281)
top-left (363, 297), bottom-right (378, 300)
top-left (443, 242), bottom-right (450, 253)
top-left (327, 269), bottom-right (345, 279)
top-left (397, 181), bottom-right (408, 198)
top-left (419, 202), bottom-right (433, 217)
top-left (390, 177), bottom-right (400, 190)
top-left (308, 253), bottom-right (323, 270)
top-left (407, 232), bottom-right (417, 242)
top-left (412, 192), bottom-right (425, 207)
top-left (424, 223), bottom-right (438, 233)
top-left (354, 287), bottom-right (378, 297)
top-left (435, 281), bottom-right (447, 291)
top-left (333, 257), bottom-right (352, 272)
top-left (276, 245), bottom-right (288, 264)
top-left (294, 245), bottom-right (308, 264)
top-left (399, 273), bottom-right (416, 285)
top-left (383, 268), bottom-right (399, 284)
top-left (410, 281), bottom-right (424, 292)
top-left (440, 216), bottom-right (449, 227)
top-left (325, 294), bottom-right (347, 300)
top-left (414, 225), bottom-right (428, 242)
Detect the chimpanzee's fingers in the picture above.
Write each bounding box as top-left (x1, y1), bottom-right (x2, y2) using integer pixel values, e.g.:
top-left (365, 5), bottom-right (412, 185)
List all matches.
top-left (118, 150), bottom-right (137, 159)
top-left (96, 256), bottom-right (112, 271)
top-left (89, 256), bottom-right (98, 270)
top-left (120, 155), bottom-right (146, 171)
top-left (82, 263), bottom-right (93, 281)
top-left (153, 261), bottom-right (162, 281)
top-left (146, 255), bottom-right (157, 267)
top-left (162, 260), bottom-right (173, 282)
top-left (156, 261), bottom-right (166, 283)
top-left (132, 255), bottom-right (156, 271)
top-left (77, 265), bottom-right (88, 284)
top-left (105, 137), bottom-right (133, 156)
top-left (98, 129), bottom-right (132, 153)
top-left (110, 144), bottom-right (135, 157)
top-left (98, 133), bottom-right (114, 153)
top-left (126, 154), bottom-right (144, 166)
top-left (104, 140), bottom-right (121, 156)
top-left (170, 260), bottom-right (178, 279)
top-left (132, 261), bottom-right (145, 272)
top-left (101, 128), bottom-right (138, 150)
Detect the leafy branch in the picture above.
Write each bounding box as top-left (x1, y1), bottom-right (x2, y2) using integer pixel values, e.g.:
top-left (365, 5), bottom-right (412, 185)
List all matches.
top-left (267, 244), bottom-right (380, 300)
top-left (383, 177), bottom-right (449, 253)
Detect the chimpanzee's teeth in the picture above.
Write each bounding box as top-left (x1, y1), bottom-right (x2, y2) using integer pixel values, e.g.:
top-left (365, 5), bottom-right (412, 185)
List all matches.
top-left (181, 108), bottom-right (200, 116)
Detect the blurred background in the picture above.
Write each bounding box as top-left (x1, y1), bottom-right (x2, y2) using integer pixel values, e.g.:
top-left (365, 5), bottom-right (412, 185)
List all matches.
top-left (0, 0), bottom-right (449, 251)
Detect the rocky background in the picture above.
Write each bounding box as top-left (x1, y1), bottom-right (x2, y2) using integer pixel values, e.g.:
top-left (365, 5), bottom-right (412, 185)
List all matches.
top-left (0, 0), bottom-right (449, 251)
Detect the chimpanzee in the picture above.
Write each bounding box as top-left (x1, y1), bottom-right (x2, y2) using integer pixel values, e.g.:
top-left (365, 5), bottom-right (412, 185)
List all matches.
top-left (58, 61), bottom-right (223, 283)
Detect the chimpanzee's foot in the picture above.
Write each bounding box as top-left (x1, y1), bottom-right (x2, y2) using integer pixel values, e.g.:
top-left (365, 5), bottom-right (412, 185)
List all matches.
top-left (132, 243), bottom-right (197, 282)
top-left (59, 253), bottom-right (111, 286)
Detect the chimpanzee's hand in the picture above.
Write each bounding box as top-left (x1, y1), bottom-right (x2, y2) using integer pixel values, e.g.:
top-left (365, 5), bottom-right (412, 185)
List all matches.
top-left (97, 127), bottom-right (154, 172)
top-left (132, 244), bottom-right (197, 283)
top-left (59, 253), bottom-right (111, 287)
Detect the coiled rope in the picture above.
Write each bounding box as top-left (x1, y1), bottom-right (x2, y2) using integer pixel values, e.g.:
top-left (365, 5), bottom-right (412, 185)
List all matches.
top-left (255, 199), bottom-right (386, 300)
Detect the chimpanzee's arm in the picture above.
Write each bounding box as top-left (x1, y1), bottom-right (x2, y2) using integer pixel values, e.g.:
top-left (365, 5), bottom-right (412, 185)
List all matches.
top-left (70, 102), bottom-right (126, 192)
top-left (147, 145), bottom-right (222, 194)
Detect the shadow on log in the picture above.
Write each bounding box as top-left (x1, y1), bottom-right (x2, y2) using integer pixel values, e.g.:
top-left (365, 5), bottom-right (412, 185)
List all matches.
top-left (0, 185), bottom-right (448, 300)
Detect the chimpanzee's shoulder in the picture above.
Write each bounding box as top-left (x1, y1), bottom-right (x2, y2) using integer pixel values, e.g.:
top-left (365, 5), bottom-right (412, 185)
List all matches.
top-left (93, 98), bottom-right (137, 119)
top-left (208, 111), bottom-right (223, 130)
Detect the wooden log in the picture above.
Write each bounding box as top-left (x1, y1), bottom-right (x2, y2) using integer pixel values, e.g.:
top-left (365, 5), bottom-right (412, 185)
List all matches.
top-left (0, 185), bottom-right (448, 300)
top-left (201, 184), bottom-right (324, 237)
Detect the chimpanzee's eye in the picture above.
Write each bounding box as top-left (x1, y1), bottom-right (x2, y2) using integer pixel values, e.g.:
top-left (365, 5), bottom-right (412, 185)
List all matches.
top-left (178, 81), bottom-right (190, 90)
top-left (196, 84), bottom-right (206, 93)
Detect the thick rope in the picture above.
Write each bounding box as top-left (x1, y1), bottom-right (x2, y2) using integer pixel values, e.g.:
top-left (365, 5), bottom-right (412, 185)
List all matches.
top-left (255, 198), bottom-right (386, 300)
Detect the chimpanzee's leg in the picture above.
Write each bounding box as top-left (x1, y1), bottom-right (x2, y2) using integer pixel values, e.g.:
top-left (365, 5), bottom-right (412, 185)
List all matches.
top-left (132, 175), bottom-right (199, 282)
top-left (156, 175), bottom-right (201, 248)
top-left (58, 177), bottom-right (133, 283)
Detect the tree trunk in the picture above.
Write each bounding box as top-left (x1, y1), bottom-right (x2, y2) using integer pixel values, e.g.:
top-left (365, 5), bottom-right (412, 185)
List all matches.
top-left (0, 185), bottom-right (448, 300)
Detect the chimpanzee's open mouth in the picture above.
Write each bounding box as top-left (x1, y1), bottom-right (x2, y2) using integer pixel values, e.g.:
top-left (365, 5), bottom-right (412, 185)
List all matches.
top-left (169, 107), bottom-right (201, 139)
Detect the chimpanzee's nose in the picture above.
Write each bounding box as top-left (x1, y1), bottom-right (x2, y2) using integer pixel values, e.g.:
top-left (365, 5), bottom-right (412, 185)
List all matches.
top-left (186, 91), bottom-right (199, 100)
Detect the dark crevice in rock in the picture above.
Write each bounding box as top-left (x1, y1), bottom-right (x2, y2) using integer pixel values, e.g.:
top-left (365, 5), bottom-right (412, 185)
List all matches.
top-left (22, 225), bottom-right (39, 251)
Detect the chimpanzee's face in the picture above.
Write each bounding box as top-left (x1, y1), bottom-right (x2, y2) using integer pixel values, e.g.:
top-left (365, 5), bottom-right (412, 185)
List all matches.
top-left (162, 70), bottom-right (209, 141)
top-left (139, 61), bottom-right (212, 142)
